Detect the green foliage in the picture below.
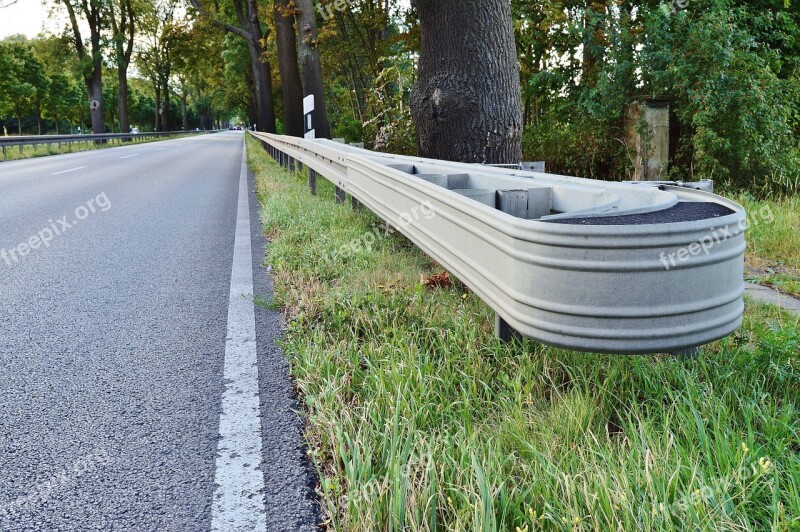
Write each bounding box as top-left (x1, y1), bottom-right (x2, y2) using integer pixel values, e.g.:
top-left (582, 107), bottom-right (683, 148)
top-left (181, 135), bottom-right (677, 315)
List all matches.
top-left (362, 56), bottom-right (416, 154)
top-left (640, 0), bottom-right (800, 189)
top-left (511, 0), bottom-right (800, 191)
top-left (0, 38), bottom-right (49, 133)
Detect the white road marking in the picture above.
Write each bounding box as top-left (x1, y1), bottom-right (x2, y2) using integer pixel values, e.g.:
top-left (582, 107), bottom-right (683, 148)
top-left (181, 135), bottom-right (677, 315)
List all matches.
top-left (119, 154), bottom-right (140, 159)
top-left (156, 148), bottom-right (166, 151)
top-left (50, 166), bottom-right (86, 175)
top-left (211, 140), bottom-right (267, 531)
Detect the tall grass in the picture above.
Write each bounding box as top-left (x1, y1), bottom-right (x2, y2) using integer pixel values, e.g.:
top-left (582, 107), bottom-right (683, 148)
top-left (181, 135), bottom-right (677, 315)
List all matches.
top-left (248, 135), bottom-right (800, 531)
top-left (731, 193), bottom-right (800, 296)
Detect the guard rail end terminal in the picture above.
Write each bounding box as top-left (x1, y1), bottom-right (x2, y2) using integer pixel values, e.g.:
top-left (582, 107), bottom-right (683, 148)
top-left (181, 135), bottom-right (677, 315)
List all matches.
top-left (250, 131), bottom-right (746, 356)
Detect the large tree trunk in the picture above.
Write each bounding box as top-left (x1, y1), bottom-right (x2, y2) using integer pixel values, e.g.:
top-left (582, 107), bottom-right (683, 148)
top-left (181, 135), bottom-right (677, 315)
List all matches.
top-left (181, 94), bottom-right (188, 131)
top-left (274, 0), bottom-right (304, 137)
top-left (248, 45), bottom-right (276, 132)
top-left (410, 0), bottom-right (522, 164)
top-left (118, 71), bottom-right (130, 133)
top-left (154, 83), bottom-right (161, 131)
top-left (86, 66), bottom-right (106, 135)
top-left (295, 0), bottom-right (330, 138)
top-left (238, 0), bottom-right (276, 132)
top-left (161, 78), bottom-right (171, 131)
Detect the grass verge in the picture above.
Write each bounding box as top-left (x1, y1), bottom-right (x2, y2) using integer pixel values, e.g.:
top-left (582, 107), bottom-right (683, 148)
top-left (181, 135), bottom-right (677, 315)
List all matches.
top-left (732, 194), bottom-right (800, 298)
top-left (0, 133), bottom-right (193, 162)
top-left (248, 135), bottom-right (800, 531)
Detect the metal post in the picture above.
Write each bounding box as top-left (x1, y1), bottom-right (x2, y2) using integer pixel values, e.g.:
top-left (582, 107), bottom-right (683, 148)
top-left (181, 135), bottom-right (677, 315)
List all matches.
top-left (495, 189), bottom-right (525, 342)
top-left (288, 157), bottom-right (296, 172)
top-left (495, 314), bottom-right (522, 343)
top-left (308, 169), bottom-right (317, 195)
top-left (351, 196), bottom-right (362, 210)
top-left (335, 186), bottom-right (346, 203)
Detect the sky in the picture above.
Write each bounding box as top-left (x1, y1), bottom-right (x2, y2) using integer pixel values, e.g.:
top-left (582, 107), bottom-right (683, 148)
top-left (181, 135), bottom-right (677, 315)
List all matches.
top-left (0, 0), bottom-right (66, 39)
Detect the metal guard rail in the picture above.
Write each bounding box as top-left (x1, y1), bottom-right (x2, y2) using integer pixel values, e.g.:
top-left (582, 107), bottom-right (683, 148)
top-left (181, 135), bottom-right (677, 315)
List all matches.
top-left (250, 131), bottom-right (746, 355)
top-left (0, 130), bottom-right (222, 158)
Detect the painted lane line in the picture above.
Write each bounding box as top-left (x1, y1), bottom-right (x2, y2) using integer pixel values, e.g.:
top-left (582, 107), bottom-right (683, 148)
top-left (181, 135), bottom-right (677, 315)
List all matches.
top-left (50, 166), bottom-right (86, 175)
top-left (156, 148), bottom-right (167, 151)
top-left (211, 140), bottom-right (267, 531)
top-left (120, 154), bottom-right (140, 159)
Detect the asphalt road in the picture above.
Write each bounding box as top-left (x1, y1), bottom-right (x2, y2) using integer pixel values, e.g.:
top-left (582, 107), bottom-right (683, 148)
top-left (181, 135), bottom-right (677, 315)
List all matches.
top-left (0, 131), bottom-right (319, 531)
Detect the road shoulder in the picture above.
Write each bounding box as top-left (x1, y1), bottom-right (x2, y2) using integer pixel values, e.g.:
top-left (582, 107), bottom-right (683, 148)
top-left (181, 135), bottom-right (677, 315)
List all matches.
top-left (247, 149), bottom-right (321, 531)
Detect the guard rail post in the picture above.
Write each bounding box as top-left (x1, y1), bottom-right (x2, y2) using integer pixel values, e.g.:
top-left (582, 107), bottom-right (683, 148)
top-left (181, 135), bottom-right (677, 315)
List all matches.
top-left (335, 186), bottom-right (346, 204)
top-left (308, 169), bottom-right (317, 195)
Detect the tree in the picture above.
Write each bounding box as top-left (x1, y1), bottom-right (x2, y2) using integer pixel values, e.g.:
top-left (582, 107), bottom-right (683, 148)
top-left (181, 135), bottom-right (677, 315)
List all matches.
top-left (58, 0), bottom-right (107, 134)
top-left (274, 0), bottom-right (304, 136)
top-left (0, 40), bottom-right (48, 134)
top-left (44, 74), bottom-right (82, 133)
top-left (410, 0), bottom-right (523, 163)
top-left (188, 0), bottom-right (277, 132)
top-left (109, 0), bottom-right (135, 133)
top-left (136, 0), bottom-right (177, 131)
top-left (295, 0), bottom-right (330, 138)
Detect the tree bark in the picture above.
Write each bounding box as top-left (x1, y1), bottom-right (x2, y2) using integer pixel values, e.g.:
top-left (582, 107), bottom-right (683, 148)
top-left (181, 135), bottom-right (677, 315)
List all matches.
top-left (161, 77), bottom-right (170, 131)
top-left (274, 0), bottom-right (304, 137)
top-left (87, 66), bottom-right (105, 134)
top-left (295, 0), bottom-right (330, 138)
top-left (154, 83), bottom-right (161, 131)
top-left (410, 0), bottom-right (522, 164)
top-left (118, 72), bottom-right (130, 133)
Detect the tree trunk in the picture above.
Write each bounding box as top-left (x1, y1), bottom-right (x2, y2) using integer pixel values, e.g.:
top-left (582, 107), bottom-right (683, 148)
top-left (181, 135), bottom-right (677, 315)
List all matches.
top-left (295, 0), bottom-right (331, 138)
top-left (86, 66), bottom-right (105, 135)
top-left (118, 70), bottom-right (130, 133)
top-left (274, 0), bottom-right (304, 137)
top-left (154, 84), bottom-right (161, 131)
top-left (410, 0), bottom-right (522, 164)
top-left (162, 79), bottom-right (171, 131)
top-left (181, 95), bottom-right (188, 130)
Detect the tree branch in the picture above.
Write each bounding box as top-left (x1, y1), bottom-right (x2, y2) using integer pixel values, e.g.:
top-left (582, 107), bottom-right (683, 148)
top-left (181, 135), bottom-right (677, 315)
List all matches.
top-left (187, 0), bottom-right (254, 42)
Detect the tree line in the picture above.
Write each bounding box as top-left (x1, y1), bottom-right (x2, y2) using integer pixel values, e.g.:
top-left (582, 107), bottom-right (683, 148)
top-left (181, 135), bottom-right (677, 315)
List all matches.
top-left (1, 0), bottom-right (798, 192)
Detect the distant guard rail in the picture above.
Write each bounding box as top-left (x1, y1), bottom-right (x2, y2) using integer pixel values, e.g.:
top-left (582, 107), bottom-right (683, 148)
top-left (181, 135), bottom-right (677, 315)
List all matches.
top-left (0, 130), bottom-right (221, 160)
top-left (250, 131), bottom-right (746, 355)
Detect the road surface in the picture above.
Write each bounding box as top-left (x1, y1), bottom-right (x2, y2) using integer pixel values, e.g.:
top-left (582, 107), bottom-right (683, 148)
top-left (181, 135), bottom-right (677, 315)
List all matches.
top-left (0, 131), bottom-right (319, 531)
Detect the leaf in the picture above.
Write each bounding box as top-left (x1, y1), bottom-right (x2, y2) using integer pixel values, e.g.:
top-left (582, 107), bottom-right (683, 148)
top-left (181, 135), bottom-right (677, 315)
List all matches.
top-left (420, 271), bottom-right (451, 289)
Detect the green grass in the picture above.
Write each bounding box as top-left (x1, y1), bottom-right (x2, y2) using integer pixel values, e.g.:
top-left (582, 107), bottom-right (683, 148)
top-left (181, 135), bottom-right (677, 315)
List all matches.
top-left (731, 194), bottom-right (800, 297)
top-left (0, 133), bottom-right (190, 162)
top-left (247, 135), bottom-right (800, 531)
